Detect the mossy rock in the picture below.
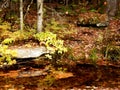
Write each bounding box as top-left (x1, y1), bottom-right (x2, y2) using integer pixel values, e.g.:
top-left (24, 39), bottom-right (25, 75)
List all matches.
top-left (77, 12), bottom-right (108, 26)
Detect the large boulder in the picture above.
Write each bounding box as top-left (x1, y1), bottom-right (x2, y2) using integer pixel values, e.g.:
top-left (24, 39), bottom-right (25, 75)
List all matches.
top-left (12, 46), bottom-right (48, 59)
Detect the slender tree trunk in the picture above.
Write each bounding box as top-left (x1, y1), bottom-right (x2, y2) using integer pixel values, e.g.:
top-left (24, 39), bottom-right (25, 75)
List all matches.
top-left (106, 0), bottom-right (118, 21)
top-left (20, 0), bottom-right (23, 30)
top-left (37, 0), bottom-right (43, 32)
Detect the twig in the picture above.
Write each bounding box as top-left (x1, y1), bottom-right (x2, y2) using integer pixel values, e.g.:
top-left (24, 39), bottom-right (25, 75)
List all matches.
top-left (0, 0), bottom-right (9, 9)
top-left (24, 0), bottom-right (33, 19)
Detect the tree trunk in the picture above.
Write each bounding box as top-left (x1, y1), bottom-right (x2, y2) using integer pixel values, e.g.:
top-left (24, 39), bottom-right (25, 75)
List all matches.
top-left (106, 0), bottom-right (118, 21)
top-left (37, 0), bottom-right (43, 33)
top-left (20, 0), bottom-right (23, 30)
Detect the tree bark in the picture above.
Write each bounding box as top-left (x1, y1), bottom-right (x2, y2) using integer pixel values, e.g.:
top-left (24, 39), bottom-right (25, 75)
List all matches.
top-left (20, 0), bottom-right (23, 30)
top-left (37, 0), bottom-right (43, 33)
top-left (106, 0), bottom-right (118, 21)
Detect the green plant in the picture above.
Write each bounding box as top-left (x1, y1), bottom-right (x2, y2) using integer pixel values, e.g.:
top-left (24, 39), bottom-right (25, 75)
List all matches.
top-left (89, 48), bottom-right (98, 64)
top-left (44, 18), bottom-right (62, 33)
top-left (90, 9), bottom-right (97, 12)
top-left (102, 46), bottom-right (120, 61)
top-left (0, 22), bottom-right (11, 30)
top-left (101, 28), bottom-right (120, 61)
top-left (2, 38), bottom-right (14, 45)
top-left (0, 18), bottom-right (2, 24)
top-left (34, 31), bottom-right (67, 64)
top-left (80, 7), bottom-right (87, 13)
top-left (44, 18), bottom-right (75, 39)
top-left (42, 75), bottom-right (55, 87)
top-left (108, 47), bottom-right (120, 61)
top-left (0, 45), bottom-right (16, 67)
top-left (11, 30), bottom-right (35, 41)
top-left (1, 29), bottom-right (36, 45)
top-left (34, 31), bottom-right (67, 54)
top-left (57, 67), bottom-right (67, 72)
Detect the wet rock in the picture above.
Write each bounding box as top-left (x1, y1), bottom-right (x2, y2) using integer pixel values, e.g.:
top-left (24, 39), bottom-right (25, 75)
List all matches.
top-left (96, 21), bottom-right (109, 27)
top-left (18, 70), bottom-right (47, 77)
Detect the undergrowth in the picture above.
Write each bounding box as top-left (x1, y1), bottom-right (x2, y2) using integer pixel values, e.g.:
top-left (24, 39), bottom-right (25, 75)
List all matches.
top-left (101, 30), bottom-right (120, 61)
top-left (1, 29), bottom-right (36, 45)
top-left (89, 48), bottom-right (98, 64)
top-left (34, 31), bottom-right (67, 65)
top-left (0, 21), bottom-right (67, 66)
top-left (0, 44), bottom-right (16, 67)
top-left (44, 18), bottom-right (76, 39)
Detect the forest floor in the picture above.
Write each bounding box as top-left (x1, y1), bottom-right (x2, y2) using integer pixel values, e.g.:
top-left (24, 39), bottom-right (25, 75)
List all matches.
top-left (0, 3), bottom-right (120, 90)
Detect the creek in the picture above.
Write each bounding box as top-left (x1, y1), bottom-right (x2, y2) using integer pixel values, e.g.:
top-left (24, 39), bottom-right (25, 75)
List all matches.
top-left (0, 59), bottom-right (119, 90)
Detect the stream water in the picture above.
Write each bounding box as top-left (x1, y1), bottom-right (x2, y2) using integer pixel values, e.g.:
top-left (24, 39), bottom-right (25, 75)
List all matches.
top-left (0, 60), bottom-right (119, 90)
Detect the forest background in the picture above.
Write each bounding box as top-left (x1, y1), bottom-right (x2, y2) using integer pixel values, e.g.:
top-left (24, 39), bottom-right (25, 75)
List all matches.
top-left (0, 0), bottom-right (120, 67)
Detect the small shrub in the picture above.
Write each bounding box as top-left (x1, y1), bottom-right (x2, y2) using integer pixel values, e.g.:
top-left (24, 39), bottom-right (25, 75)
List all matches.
top-left (40, 75), bottom-right (55, 87)
top-left (44, 18), bottom-right (63, 33)
top-left (1, 29), bottom-right (36, 45)
top-left (2, 38), bottom-right (14, 45)
top-left (102, 46), bottom-right (120, 61)
top-left (0, 22), bottom-right (11, 30)
top-left (0, 44), bottom-right (16, 67)
top-left (34, 31), bottom-right (67, 54)
top-left (101, 29), bottom-right (120, 61)
top-left (34, 31), bottom-right (67, 65)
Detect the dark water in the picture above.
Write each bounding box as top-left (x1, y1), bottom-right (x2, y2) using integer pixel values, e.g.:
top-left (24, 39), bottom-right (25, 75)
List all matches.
top-left (0, 61), bottom-right (119, 90)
